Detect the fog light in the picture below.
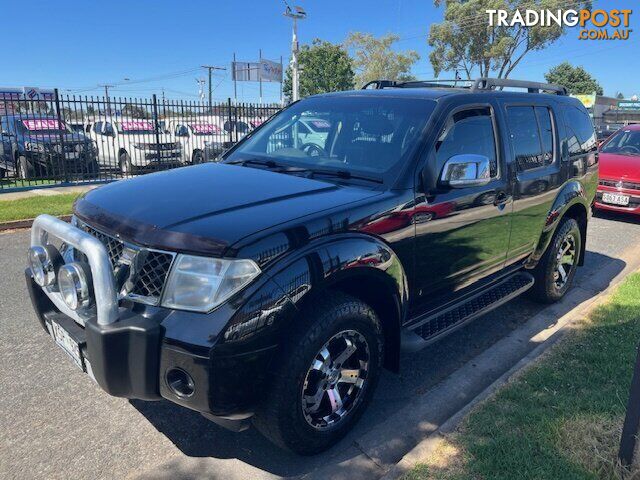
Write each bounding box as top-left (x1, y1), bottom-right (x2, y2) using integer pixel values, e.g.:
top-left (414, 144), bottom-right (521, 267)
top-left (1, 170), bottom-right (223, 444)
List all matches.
top-left (166, 368), bottom-right (195, 398)
top-left (28, 245), bottom-right (63, 287)
top-left (58, 262), bottom-right (92, 311)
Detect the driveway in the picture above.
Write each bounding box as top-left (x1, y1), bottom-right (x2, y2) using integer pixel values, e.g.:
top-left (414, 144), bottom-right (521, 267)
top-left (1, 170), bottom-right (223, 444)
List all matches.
top-left (1, 211), bottom-right (639, 480)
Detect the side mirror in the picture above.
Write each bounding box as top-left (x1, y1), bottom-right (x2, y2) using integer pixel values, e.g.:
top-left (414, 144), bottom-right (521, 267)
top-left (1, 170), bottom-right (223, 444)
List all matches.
top-left (440, 154), bottom-right (491, 188)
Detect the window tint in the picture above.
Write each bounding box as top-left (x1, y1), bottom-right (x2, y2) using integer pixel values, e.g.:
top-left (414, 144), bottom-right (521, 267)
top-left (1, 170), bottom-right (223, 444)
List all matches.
top-left (104, 123), bottom-right (114, 136)
top-left (93, 122), bottom-right (103, 134)
top-left (563, 105), bottom-right (596, 156)
top-left (535, 107), bottom-right (554, 165)
top-left (507, 106), bottom-right (555, 171)
top-left (435, 108), bottom-right (498, 177)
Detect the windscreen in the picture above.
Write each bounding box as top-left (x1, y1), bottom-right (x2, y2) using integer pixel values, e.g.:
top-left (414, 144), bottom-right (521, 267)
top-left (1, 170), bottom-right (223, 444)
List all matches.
top-left (601, 129), bottom-right (640, 156)
top-left (226, 95), bottom-right (435, 176)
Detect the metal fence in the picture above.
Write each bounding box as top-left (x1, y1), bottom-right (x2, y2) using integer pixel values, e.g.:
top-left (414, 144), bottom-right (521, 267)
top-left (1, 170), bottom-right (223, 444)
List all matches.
top-left (0, 90), bottom-right (282, 191)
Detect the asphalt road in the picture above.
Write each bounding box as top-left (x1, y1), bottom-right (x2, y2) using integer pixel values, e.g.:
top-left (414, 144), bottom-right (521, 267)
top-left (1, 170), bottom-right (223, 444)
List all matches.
top-left (1, 210), bottom-right (639, 480)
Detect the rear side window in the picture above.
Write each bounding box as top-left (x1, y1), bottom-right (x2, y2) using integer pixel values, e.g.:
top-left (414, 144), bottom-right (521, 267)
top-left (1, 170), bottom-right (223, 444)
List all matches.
top-left (563, 105), bottom-right (596, 156)
top-left (435, 107), bottom-right (498, 177)
top-left (507, 106), bottom-right (555, 171)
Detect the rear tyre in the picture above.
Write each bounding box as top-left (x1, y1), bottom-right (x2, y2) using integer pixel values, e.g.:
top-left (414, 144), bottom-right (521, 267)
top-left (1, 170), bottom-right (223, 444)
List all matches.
top-left (17, 156), bottom-right (33, 179)
top-left (86, 158), bottom-right (100, 179)
top-left (530, 217), bottom-right (581, 303)
top-left (253, 292), bottom-right (383, 455)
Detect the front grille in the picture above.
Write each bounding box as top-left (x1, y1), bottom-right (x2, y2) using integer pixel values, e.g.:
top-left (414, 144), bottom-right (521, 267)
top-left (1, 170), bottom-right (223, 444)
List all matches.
top-left (599, 179), bottom-right (640, 191)
top-left (82, 223), bottom-right (124, 267)
top-left (132, 251), bottom-right (174, 298)
top-left (79, 221), bottom-right (174, 302)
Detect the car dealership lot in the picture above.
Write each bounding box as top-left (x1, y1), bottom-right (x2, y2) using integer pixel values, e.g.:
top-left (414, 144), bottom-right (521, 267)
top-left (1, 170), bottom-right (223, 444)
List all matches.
top-left (1, 212), bottom-right (639, 480)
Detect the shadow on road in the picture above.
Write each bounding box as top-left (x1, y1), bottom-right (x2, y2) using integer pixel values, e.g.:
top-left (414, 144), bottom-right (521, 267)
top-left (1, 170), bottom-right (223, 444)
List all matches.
top-left (131, 251), bottom-right (627, 479)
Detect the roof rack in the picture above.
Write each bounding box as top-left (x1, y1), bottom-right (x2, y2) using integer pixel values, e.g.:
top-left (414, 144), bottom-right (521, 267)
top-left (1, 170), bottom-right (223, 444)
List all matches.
top-left (471, 78), bottom-right (567, 95)
top-left (361, 77), bottom-right (568, 96)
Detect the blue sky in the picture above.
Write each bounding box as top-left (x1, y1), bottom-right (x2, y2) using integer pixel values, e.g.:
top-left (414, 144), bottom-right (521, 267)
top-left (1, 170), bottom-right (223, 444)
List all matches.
top-left (1, 0), bottom-right (638, 102)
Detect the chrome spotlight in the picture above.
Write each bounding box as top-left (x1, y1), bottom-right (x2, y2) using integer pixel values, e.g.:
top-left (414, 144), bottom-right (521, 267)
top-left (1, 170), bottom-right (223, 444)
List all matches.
top-left (28, 245), bottom-right (63, 287)
top-left (58, 262), bottom-right (93, 311)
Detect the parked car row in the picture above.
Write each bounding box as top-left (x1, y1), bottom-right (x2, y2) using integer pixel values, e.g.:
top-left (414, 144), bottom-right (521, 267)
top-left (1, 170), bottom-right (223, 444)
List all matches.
top-left (0, 114), bottom-right (269, 179)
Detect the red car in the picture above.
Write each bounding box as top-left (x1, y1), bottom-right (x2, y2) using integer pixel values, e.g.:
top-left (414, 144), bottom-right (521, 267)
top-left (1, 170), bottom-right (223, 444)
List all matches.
top-left (594, 124), bottom-right (640, 215)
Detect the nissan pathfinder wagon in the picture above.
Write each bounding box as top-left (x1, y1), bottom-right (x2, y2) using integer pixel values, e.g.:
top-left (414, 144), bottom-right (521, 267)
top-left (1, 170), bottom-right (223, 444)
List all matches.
top-left (26, 78), bottom-right (598, 454)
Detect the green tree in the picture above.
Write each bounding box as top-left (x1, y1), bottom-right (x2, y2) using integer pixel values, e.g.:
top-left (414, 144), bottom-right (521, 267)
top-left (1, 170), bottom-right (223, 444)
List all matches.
top-left (616, 92), bottom-right (625, 99)
top-left (283, 39), bottom-right (354, 100)
top-left (428, 0), bottom-right (591, 80)
top-left (544, 62), bottom-right (603, 95)
top-left (345, 32), bottom-right (420, 86)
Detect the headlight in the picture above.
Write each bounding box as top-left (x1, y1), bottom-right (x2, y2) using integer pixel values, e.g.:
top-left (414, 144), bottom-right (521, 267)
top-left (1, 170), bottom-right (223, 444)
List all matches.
top-left (161, 255), bottom-right (260, 312)
top-left (58, 262), bottom-right (92, 311)
top-left (28, 245), bottom-right (63, 286)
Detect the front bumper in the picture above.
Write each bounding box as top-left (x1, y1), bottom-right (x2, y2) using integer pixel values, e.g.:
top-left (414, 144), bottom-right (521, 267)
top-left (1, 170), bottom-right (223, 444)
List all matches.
top-left (26, 215), bottom-right (287, 426)
top-left (594, 186), bottom-right (640, 215)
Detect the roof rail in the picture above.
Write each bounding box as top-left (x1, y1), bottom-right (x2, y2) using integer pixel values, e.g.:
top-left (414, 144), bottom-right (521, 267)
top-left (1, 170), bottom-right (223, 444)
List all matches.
top-left (472, 78), bottom-right (568, 95)
top-left (361, 80), bottom-right (398, 90)
top-left (361, 79), bottom-right (471, 90)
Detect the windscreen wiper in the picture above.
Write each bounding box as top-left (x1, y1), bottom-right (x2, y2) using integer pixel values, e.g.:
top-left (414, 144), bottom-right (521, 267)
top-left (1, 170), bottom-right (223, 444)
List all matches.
top-left (306, 168), bottom-right (383, 184)
top-left (225, 158), bottom-right (281, 169)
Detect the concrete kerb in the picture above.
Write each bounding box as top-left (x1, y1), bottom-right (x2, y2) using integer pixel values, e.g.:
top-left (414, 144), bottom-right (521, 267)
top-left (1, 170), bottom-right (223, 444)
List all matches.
top-left (378, 242), bottom-right (640, 480)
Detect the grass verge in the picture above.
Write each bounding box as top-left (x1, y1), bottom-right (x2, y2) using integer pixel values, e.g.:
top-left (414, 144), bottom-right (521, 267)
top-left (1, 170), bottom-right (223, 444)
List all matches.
top-left (406, 273), bottom-right (640, 480)
top-left (0, 193), bottom-right (80, 223)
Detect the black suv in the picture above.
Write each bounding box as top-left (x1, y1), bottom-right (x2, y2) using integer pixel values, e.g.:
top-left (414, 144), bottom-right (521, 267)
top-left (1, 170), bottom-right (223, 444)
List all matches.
top-left (1, 115), bottom-right (99, 179)
top-left (26, 78), bottom-right (598, 454)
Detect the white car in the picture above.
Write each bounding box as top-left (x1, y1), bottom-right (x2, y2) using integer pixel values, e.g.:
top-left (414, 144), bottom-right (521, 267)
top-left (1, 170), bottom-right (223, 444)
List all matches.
top-left (87, 119), bottom-right (183, 174)
top-left (165, 119), bottom-right (226, 164)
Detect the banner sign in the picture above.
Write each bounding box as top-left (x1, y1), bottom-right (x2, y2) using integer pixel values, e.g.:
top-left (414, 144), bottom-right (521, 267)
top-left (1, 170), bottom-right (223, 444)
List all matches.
top-left (618, 101), bottom-right (640, 111)
top-left (22, 119), bottom-right (64, 131)
top-left (571, 93), bottom-right (597, 109)
top-left (0, 86), bottom-right (55, 101)
top-left (232, 59), bottom-right (282, 83)
top-left (120, 120), bottom-right (154, 131)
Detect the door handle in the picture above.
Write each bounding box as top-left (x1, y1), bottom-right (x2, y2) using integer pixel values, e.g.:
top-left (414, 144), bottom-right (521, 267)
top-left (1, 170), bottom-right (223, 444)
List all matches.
top-left (493, 191), bottom-right (511, 207)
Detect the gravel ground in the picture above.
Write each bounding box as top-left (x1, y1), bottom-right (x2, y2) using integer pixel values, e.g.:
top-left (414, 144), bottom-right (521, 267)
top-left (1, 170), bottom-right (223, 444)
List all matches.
top-left (1, 210), bottom-right (638, 480)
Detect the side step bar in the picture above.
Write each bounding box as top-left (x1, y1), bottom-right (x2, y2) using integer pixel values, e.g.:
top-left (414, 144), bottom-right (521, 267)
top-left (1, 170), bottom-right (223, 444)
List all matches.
top-left (401, 272), bottom-right (535, 352)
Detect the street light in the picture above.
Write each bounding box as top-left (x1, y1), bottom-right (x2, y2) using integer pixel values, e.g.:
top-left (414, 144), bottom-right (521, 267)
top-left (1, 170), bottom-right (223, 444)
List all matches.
top-left (284, 3), bottom-right (306, 102)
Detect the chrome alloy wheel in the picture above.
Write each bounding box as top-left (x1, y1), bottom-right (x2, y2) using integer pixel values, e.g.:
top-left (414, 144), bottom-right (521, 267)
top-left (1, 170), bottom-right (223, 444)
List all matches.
top-left (301, 330), bottom-right (370, 430)
top-left (553, 233), bottom-right (576, 290)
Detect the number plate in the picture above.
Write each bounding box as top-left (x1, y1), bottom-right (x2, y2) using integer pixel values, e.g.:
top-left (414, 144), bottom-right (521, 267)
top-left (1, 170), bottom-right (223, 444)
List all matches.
top-left (50, 321), bottom-right (84, 370)
top-left (602, 192), bottom-right (630, 206)
top-left (65, 152), bottom-right (79, 160)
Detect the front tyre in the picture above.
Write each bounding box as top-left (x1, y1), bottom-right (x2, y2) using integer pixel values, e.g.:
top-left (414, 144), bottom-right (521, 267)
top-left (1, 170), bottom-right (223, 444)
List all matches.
top-left (253, 292), bottom-right (383, 455)
top-left (119, 151), bottom-right (133, 176)
top-left (530, 217), bottom-right (582, 303)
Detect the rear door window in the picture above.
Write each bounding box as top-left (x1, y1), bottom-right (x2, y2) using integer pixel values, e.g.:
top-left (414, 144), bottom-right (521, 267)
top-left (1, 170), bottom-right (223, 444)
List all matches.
top-left (507, 105), bottom-right (556, 171)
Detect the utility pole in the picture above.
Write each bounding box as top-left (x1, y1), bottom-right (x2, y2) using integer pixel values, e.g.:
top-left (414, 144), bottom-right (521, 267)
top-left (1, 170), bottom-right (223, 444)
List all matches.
top-left (201, 65), bottom-right (226, 110)
top-left (283, 2), bottom-right (306, 102)
top-left (98, 84), bottom-right (114, 115)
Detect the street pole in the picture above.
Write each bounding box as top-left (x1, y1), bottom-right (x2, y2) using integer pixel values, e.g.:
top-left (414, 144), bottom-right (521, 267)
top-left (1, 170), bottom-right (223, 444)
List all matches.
top-left (280, 55), bottom-right (284, 105)
top-left (284, 4), bottom-right (306, 102)
top-left (233, 53), bottom-right (238, 101)
top-left (259, 48), bottom-right (263, 105)
top-left (619, 342), bottom-right (640, 467)
top-left (201, 65), bottom-right (226, 111)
